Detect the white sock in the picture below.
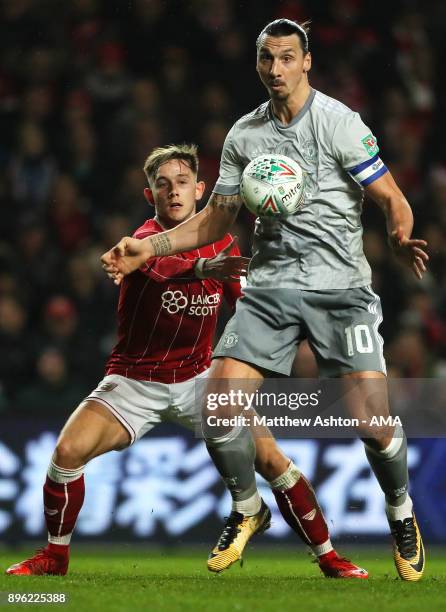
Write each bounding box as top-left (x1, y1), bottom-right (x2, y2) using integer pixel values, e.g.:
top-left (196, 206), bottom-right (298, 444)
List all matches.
top-left (313, 540), bottom-right (334, 557)
top-left (47, 461), bottom-right (84, 484)
top-left (48, 534), bottom-right (72, 545)
top-left (386, 495), bottom-right (413, 522)
top-left (232, 491), bottom-right (262, 516)
top-left (365, 425), bottom-right (404, 460)
top-left (269, 461), bottom-right (301, 490)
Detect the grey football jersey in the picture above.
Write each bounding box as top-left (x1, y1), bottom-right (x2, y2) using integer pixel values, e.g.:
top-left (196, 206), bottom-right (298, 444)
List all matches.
top-left (213, 89), bottom-right (388, 289)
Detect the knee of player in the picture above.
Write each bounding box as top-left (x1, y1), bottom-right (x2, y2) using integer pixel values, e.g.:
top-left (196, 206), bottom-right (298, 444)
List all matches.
top-left (201, 401), bottom-right (243, 437)
top-left (255, 445), bottom-right (288, 481)
top-left (53, 437), bottom-right (88, 468)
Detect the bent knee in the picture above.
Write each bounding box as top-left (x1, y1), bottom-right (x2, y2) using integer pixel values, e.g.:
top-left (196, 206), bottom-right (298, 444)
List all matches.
top-left (53, 437), bottom-right (88, 469)
top-left (255, 450), bottom-right (289, 481)
top-left (254, 454), bottom-right (276, 479)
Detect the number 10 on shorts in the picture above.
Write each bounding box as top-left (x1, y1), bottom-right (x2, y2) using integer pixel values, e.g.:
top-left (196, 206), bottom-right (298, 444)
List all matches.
top-left (344, 324), bottom-right (373, 355)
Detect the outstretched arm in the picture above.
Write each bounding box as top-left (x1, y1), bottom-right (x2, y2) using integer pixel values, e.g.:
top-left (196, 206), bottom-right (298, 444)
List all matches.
top-left (101, 193), bottom-right (242, 284)
top-left (195, 236), bottom-right (249, 282)
top-left (365, 171), bottom-right (428, 279)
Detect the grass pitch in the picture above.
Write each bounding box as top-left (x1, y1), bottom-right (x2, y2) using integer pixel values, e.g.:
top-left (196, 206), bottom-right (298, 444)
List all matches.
top-left (0, 547), bottom-right (445, 611)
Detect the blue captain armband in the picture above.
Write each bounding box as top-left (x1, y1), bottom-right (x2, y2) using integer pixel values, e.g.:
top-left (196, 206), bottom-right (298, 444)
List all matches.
top-left (347, 154), bottom-right (388, 187)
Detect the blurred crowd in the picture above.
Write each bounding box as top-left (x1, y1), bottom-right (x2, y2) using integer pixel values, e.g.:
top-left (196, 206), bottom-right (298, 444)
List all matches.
top-left (1, 0), bottom-right (445, 415)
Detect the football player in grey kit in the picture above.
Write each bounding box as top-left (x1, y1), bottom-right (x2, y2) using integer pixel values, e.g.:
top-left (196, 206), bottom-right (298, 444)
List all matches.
top-left (102, 19), bottom-right (429, 581)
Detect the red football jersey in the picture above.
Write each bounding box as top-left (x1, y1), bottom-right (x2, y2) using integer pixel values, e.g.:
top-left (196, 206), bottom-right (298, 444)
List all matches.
top-left (105, 219), bottom-right (242, 383)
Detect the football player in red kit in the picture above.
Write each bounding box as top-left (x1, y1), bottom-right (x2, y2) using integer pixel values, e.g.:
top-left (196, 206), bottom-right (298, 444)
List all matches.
top-left (7, 144), bottom-right (366, 579)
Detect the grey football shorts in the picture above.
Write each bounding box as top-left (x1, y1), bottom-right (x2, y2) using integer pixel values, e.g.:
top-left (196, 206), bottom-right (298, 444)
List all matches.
top-left (213, 285), bottom-right (386, 377)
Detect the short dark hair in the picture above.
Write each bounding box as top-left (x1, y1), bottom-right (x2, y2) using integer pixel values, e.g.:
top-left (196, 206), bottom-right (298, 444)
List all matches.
top-left (256, 19), bottom-right (310, 54)
top-left (143, 143), bottom-right (199, 183)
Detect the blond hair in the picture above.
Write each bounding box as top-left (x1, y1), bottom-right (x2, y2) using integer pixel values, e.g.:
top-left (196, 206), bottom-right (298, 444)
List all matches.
top-left (143, 143), bottom-right (199, 183)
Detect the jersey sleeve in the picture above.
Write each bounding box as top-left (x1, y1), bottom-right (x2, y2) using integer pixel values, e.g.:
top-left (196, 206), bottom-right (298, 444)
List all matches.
top-left (135, 230), bottom-right (199, 283)
top-left (140, 256), bottom-right (199, 282)
top-left (220, 235), bottom-right (244, 311)
top-left (332, 112), bottom-right (388, 188)
top-left (213, 124), bottom-right (243, 196)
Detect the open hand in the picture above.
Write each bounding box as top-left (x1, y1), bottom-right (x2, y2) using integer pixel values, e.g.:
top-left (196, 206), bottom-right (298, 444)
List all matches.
top-left (199, 237), bottom-right (250, 281)
top-left (389, 228), bottom-right (429, 280)
top-left (101, 236), bottom-right (150, 285)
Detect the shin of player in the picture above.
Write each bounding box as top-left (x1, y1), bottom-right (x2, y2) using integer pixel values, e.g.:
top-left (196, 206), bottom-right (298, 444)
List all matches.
top-left (6, 400), bottom-right (130, 576)
top-left (204, 362), bottom-right (367, 577)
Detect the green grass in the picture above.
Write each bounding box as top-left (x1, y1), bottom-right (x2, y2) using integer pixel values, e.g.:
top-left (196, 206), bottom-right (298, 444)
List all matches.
top-left (0, 547), bottom-right (445, 611)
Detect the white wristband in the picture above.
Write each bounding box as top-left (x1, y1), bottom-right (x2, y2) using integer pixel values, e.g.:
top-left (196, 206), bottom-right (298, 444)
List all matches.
top-left (194, 258), bottom-right (208, 279)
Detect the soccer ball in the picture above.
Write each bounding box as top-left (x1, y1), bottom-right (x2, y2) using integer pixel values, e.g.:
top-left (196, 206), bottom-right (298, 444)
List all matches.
top-left (240, 154), bottom-right (305, 217)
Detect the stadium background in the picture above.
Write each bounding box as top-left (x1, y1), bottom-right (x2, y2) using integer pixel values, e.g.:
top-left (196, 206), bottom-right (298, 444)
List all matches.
top-left (1, 0), bottom-right (446, 546)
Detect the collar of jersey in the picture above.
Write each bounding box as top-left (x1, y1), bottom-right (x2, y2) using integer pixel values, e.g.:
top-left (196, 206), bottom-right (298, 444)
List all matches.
top-left (268, 87), bottom-right (316, 129)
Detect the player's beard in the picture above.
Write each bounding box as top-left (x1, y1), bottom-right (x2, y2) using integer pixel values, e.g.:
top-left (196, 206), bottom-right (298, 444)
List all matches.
top-left (270, 88), bottom-right (289, 102)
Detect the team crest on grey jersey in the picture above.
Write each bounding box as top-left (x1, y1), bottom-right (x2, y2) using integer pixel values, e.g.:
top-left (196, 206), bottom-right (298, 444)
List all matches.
top-left (300, 138), bottom-right (318, 163)
top-left (223, 332), bottom-right (239, 348)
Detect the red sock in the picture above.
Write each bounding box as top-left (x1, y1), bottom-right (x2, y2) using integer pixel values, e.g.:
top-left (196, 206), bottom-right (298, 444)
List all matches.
top-left (43, 474), bottom-right (85, 550)
top-left (47, 542), bottom-right (70, 557)
top-left (273, 474), bottom-right (331, 554)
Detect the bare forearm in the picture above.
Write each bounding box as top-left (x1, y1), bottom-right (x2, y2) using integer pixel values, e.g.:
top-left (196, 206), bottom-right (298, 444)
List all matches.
top-left (381, 194), bottom-right (413, 239)
top-left (364, 171), bottom-right (428, 279)
top-left (151, 207), bottom-right (216, 257)
top-left (366, 172), bottom-right (413, 239)
top-left (142, 193), bottom-right (241, 258)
